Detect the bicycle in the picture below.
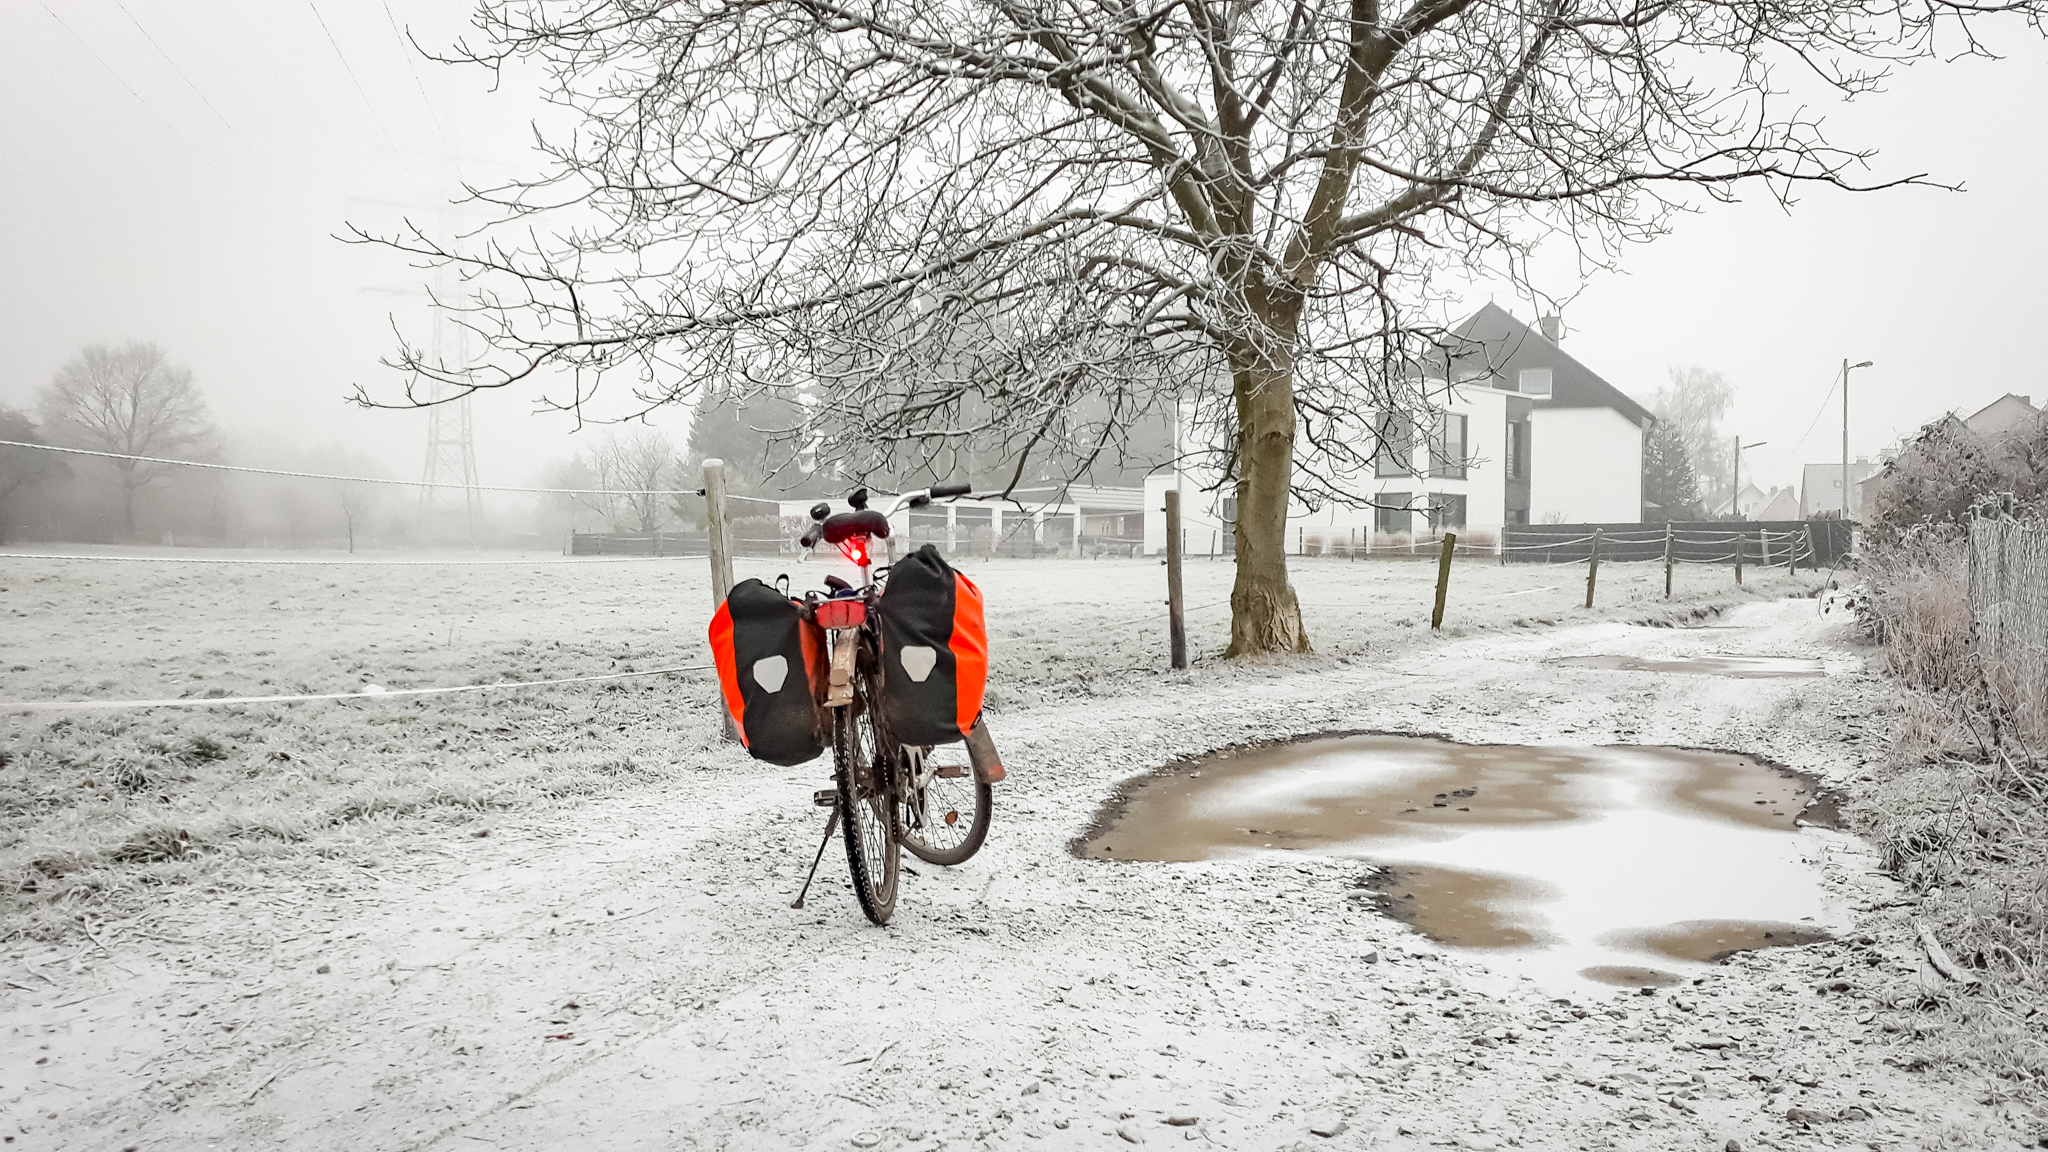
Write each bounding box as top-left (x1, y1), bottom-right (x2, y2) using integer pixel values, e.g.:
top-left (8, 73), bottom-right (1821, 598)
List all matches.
top-left (788, 483), bottom-right (1004, 925)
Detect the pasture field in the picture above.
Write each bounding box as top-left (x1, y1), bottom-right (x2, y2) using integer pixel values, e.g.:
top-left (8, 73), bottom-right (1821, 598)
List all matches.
top-left (0, 549), bottom-right (1815, 929)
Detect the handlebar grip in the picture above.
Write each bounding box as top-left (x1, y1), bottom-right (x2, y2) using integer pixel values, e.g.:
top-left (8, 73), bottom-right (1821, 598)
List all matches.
top-left (929, 482), bottom-right (972, 499)
top-left (800, 528), bottom-right (822, 549)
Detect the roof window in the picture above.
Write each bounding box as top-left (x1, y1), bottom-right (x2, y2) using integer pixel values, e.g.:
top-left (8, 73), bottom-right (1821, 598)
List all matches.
top-left (1517, 368), bottom-right (1553, 398)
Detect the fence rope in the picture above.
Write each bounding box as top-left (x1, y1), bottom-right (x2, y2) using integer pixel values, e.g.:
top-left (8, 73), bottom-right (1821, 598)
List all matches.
top-left (0, 439), bottom-right (700, 497)
top-left (0, 552), bottom-right (707, 566)
top-left (0, 664), bottom-right (710, 715)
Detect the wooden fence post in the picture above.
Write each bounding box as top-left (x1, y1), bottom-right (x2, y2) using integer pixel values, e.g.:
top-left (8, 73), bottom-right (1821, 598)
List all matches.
top-left (1804, 524), bottom-right (1818, 572)
top-left (704, 460), bottom-right (739, 741)
top-left (1585, 528), bottom-right (1603, 609)
top-left (1663, 522), bottom-right (1674, 599)
top-left (1431, 532), bottom-right (1457, 629)
top-left (1734, 526), bottom-right (1745, 585)
top-left (1165, 490), bottom-right (1188, 670)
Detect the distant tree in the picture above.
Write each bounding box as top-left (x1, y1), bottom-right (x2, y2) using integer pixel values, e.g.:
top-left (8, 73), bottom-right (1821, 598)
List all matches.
top-left (676, 387), bottom-right (809, 526)
top-left (1653, 368), bottom-right (1735, 509)
top-left (0, 406), bottom-right (65, 543)
top-left (683, 387), bottom-right (807, 492)
top-left (589, 428), bottom-right (677, 532)
top-left (338, 484), bottom-right (373, 552)
top-left (1641, 419), bottom-right (1702, 521)
top-left (36, 341), bottom-right (216, 541)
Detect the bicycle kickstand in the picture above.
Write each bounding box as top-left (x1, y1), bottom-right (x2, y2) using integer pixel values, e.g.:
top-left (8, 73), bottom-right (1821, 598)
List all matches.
top-left (790, 807), bottom-right (841, 910)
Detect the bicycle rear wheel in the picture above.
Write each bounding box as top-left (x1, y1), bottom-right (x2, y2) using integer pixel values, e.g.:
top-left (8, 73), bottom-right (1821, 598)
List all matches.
top-left (899, 752), bottom-right (992, 866)
top-left (834, 689), bottom-right (899, 925)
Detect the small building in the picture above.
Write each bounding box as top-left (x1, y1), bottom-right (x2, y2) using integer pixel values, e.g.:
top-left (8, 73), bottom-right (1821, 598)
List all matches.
top-left (1800, 459), bottom-right (1879, 520)
top-left (1144, 304), bottom-right (1655, 553)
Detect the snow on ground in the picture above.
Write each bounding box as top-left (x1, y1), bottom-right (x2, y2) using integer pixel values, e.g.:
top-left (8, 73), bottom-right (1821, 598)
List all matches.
top-left (3, 551), bottom-right (2018, 1151)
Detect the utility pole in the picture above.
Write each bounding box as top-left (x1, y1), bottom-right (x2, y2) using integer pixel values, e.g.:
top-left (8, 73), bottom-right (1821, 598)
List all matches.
top-left (1842, 359), bottom-right (1874, 521)
top-left (1731, 437), bottom-right (1767, 520)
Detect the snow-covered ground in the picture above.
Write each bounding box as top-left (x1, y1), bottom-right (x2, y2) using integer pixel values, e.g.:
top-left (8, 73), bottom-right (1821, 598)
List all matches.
top-left (2, 552), bottom-right (2020, 1150)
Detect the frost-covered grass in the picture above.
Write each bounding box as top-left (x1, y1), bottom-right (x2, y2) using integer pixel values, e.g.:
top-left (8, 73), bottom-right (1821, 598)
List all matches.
top-left (0, 549), bottom-right (1820, 934)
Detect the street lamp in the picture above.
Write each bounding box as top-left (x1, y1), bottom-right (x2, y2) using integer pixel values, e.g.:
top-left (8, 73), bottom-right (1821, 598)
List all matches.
top-left (1732, 438), bottom-right (1768, 519)
top-left (1842, 359), bottom-right (1874, 520)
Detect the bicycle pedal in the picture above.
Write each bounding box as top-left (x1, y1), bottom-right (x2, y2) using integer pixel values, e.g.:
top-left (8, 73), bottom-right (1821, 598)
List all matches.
top-left (813, 788), bottom-right (836, 808)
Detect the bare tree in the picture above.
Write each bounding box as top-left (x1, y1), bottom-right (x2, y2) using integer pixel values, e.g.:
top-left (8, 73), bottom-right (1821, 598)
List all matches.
top-left (37, 341), bottom-right (216, 541)
top-left (338, 483), bottom-right (377, 553)
top-left (1655, 367), bottom-right (1736, 507)
top-left (0, 406), bottom-right (65, 543)
top-left (589, 428), bottom-right (677, 533)
top-left (362, 0), bottom-right (2043, 654)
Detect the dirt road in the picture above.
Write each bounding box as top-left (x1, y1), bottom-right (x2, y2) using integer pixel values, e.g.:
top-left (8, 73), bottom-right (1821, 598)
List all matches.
top-left (2, 596), bottom-right (2028, 1150)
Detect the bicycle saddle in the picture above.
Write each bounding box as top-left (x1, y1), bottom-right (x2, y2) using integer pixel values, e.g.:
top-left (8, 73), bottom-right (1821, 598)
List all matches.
top-left (822, 509), bottom-right (891, 543)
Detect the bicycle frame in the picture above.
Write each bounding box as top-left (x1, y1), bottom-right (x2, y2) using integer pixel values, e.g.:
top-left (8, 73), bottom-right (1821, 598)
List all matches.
top-left (788, 481), bottom-right (995, 923)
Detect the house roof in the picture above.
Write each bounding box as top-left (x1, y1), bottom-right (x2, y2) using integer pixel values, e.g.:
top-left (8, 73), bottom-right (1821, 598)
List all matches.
top-left (1443, 303), bottom-right (1655, 427)
top-left (1964, 393), bottom-right (2039, 437)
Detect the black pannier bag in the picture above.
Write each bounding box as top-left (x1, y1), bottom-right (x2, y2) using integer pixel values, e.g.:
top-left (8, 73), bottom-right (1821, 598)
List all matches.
top-left (876, 545), bottom-right (988, 746)
top-left (709, 578), bottom-right (828, 765)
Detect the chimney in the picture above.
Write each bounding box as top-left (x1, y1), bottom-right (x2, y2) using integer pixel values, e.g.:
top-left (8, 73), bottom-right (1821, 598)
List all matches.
top-left (1538, 315), bottom-right (1562, 343)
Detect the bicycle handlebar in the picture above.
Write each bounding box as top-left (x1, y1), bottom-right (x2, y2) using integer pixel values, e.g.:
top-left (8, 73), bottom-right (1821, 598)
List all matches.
top-left (797, 482), bottom-right (972, 552)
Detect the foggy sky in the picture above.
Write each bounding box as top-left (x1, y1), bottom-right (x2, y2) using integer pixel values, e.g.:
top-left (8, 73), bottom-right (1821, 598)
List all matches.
top-left (3, 2), bottom-right (2044, 498)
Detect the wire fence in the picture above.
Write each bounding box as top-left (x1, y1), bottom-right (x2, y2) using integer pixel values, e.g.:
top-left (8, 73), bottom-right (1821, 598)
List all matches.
top-left (1970, 518), bottom-right (2048, 740)
top-left (1502, 520), bottom-right (1852, 567)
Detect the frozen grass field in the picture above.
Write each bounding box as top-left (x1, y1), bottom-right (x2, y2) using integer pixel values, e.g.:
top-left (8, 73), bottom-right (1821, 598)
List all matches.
top-left (10, 548), bottom-right (2033, 1152)
top-left (0, 549), bottom-right (1817, 934)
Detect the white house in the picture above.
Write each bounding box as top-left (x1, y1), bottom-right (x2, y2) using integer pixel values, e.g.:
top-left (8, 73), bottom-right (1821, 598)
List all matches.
top-left (1144, 304), bottom-right (1653, 554)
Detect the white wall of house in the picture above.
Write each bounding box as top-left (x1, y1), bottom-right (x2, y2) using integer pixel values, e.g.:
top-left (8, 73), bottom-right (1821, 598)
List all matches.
top-left (1142, 382), bottom-right (1521, 552)
top-left (1528, 407), bottom-right (1643, 523)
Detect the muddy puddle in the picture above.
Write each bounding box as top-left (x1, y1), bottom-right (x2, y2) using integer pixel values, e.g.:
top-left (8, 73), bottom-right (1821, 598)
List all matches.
top-left (1551, 654), bottom-right (1824, 678)
top-left (1081, 735), bottom-right (1846, 990)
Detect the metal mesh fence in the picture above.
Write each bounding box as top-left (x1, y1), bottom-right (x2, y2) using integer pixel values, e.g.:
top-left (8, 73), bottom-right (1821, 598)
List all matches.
top-left (1502, 520), bottom-right (1852, 566)
top-left (1969, 518), bottom-right (2048, 741)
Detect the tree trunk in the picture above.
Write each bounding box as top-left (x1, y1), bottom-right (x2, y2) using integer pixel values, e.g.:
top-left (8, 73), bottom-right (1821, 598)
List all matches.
top-left (120, 472), bottom-right (139, 543)
top-left (1224, 348), bottom-right (1311, 657)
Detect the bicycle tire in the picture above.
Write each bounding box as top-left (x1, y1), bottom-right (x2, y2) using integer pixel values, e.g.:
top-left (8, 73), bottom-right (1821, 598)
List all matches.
top-left (834, 689), bottom-right (899, 925)
top-left (900, 757), bottom-right (992, 867)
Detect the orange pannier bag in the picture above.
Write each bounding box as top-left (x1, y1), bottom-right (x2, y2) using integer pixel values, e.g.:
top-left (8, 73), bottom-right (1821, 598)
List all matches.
top-left (708, 578), bottom-right (829, 765)
top-left (876, 544), bottom-right (987, 746)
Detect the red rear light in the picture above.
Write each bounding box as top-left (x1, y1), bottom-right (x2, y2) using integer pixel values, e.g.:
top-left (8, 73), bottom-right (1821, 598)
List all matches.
top-left (816, 599), bottom-right (866, 630)
top-left (838, 537), bottom-right (870, 566)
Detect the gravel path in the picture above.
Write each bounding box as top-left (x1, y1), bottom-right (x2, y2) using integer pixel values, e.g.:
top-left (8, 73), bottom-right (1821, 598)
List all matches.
top-left (3, 590), bottom-right (2026, 1151)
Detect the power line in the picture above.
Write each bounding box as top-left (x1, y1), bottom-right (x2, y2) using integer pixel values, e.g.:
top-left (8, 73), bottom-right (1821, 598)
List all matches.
top-left (107, 0), bottom-right (282, 184)
top-left (379, 0), bottom-right (448, 147)
top-left (308, 1), bottom-right (396, 146)
top-left (36, 2), bottom-right (201, 154)
top-left (1769, 370), bottom-right (1842, 472)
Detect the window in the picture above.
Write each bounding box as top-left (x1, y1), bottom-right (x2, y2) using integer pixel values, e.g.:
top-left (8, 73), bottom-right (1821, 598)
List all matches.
top-left (1375, 493), bottom-right (1412, 536)
top-left (1220, 495), bottom-right (1238, 524)
top-left (1429, 412), bottom-right (1468, 479)
top-left (1427, 494), bottom-right (1468, 532)
top-left (1517, 368), bottom-right (1553, 398)
top-left (1505, 420), bottom-right (1529, 480)
top-left (1373, 412), bottom-right (1413, 477)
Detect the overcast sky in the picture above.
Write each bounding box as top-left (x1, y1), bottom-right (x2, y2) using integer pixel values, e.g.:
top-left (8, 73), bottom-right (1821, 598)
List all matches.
top-left (2, 2), bottom-right (2044, 496)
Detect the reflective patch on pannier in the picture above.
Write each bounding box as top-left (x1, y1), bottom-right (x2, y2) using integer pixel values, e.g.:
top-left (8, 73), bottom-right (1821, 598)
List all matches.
top-left (898, 646), bottom-right (937, 683)
top-left (709, 578), bottom-right (827, 765)
top-left (877, 545), bottom-right (988, 746)
top-left (751, 655), bottom-right (789, 693)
